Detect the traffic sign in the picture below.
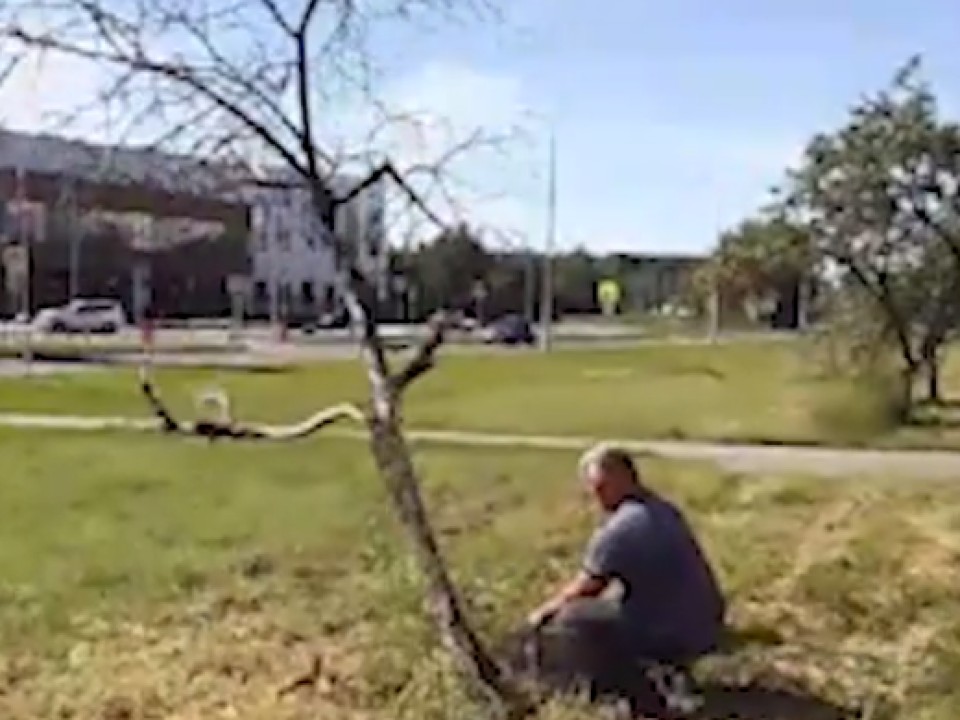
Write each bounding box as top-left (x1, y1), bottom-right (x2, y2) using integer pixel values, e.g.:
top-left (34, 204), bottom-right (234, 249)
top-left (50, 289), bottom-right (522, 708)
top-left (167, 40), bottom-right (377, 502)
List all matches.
top-left (3, 245), bottom-right (27, 286)
top-left (597, 279), bottom-right (621, 315)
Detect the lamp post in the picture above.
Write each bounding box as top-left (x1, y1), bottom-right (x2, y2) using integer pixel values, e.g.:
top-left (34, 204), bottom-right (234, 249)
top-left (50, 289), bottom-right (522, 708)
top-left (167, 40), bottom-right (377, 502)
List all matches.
top-left (489, 228), bottom-right (536, 321)
top-left (539, 129), bottom-right (557, 352)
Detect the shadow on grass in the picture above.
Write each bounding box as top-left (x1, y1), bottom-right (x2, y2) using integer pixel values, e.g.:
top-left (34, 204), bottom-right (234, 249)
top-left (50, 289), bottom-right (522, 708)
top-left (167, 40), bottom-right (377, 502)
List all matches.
top-left (906, 396), bottom-right (960, 430)
top-left (693, 627), bottom-right (858, 720)
top-left (914, 396), bottom-right (960, 409)
top-left (0, 349), bottom-right (294, 374)
top-left (665, 365), bottom-right (727, 382)
top-left (498, 624), bottom-right (861, 719)
top-left (694, 682), bottom-right (852, 720)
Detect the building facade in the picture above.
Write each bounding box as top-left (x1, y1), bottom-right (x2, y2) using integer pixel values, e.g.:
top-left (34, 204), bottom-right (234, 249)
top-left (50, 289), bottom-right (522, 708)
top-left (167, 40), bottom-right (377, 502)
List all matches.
top-left (245, 172), bottom-right (387, 319)
top-left (0, 129), bottom-right (250, 318)
top-left (0, 129), bottom-right (389, 320)
top-left (620, 253), bottom-right (705, 313)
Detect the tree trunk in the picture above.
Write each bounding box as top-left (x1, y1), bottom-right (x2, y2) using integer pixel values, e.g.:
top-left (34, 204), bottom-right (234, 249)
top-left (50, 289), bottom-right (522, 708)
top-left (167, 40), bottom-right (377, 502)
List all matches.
top-left (925, 356), bottom-right (942, 404)
top-left (367, 416), bottom-right (526, 719)
top-left (898, 366), bottom-right (916, 421)
top-left (917, 336), bottom-right (943, 405)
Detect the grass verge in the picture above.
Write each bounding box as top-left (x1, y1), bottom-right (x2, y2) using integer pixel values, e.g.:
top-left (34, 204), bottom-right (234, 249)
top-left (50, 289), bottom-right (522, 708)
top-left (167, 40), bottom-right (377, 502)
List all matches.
top-left (0, 430), bottom-right (956, 719)
top-left (2, 340), bottom-right (960, 449)
top-left (0, 340), bottom-right (242, 360)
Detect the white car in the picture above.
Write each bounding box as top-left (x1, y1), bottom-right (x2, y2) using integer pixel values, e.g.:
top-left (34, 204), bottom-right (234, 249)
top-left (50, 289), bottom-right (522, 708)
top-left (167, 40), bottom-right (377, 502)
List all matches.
top-left (32, 299), bottom-right (128, 334)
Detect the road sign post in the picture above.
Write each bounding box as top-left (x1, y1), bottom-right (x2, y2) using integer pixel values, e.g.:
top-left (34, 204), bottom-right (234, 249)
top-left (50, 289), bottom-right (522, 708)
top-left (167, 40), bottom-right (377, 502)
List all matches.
top-left (471, 280), bottom-right (488, 325)
top-left (3, 245), bottom-right (31, 371)
top-left (227, 275), bottom-right (249, 342)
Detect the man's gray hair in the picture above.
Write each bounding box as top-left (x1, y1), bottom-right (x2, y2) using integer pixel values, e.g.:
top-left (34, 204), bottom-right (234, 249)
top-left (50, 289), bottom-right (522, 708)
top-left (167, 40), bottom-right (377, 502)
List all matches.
top-left (578, 443), bottom-right (640, 482)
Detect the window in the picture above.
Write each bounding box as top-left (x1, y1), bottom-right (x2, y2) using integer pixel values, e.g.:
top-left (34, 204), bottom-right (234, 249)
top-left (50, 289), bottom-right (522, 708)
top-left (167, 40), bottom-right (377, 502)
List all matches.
top-left (254, 281), bottom-right (267, 303)
top-left (275, 226), bottom-right (290, 251)
top-left (365, 225), bottom-right (383, 257)
top-left (368, 204), bottom-right (384, 234)
top-left (8, 200), bottom-right (47, 242)
top-left (304, 218), bottom-right (320, 248)
top-left (301, 281), bottom-right (315, 304)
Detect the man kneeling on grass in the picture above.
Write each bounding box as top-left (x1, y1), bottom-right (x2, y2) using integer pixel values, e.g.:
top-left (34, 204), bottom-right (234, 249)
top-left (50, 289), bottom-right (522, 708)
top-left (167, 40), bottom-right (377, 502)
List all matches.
top-left (526, 444), bottom-right (727, 709)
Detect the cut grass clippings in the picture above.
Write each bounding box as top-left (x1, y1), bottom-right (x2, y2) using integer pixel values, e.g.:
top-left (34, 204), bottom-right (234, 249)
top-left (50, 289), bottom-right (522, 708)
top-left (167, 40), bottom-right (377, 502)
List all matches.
top-left (0, 430), bottom-right (957, 719)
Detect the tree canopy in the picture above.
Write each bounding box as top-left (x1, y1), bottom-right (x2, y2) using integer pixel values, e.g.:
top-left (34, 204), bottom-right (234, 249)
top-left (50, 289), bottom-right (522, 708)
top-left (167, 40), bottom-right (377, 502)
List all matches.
top-left (775, 57), bottom-right (960, 408)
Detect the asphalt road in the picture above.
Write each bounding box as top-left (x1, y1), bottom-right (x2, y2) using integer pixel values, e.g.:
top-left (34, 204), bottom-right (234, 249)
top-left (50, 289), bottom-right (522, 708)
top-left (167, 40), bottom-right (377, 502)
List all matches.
top-left (0, 319), bottom-right (702, 350)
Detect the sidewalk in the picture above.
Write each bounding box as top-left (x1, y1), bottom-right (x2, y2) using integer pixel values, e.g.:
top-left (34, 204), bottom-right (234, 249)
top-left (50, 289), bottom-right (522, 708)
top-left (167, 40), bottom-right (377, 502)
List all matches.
top-left (2, 412), bottom-right (960, 478)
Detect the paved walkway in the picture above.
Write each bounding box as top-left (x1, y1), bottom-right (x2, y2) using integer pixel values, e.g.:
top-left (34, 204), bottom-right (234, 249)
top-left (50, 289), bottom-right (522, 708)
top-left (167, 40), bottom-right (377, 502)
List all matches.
top-left (2, 411), bottom-right (960, 478)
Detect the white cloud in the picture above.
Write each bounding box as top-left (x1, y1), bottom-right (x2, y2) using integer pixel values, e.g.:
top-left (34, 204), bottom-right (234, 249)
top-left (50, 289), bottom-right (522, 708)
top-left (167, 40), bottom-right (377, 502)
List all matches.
top-left (0, 53), bottom-right (113, 140)
top-left (325, 60), bottom-right (543, 245)
top-left (0, 44), bottom-right (542, 245)
top-left (383, 61), bottom-right (527, 139)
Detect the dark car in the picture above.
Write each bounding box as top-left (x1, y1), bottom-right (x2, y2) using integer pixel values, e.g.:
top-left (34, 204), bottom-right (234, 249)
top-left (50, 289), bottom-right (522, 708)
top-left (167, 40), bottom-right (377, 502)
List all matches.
top-left (485, 314), bottom-right (537, 346)
top-left (315, 309), bottom-right (350, 330)
top-left (287, 309), bottom-right (350, 334)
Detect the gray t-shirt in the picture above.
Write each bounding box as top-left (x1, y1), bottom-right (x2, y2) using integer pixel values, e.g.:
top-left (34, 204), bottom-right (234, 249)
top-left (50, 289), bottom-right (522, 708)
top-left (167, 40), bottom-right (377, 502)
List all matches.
top-left (582, 494), bottom-right (726, 652)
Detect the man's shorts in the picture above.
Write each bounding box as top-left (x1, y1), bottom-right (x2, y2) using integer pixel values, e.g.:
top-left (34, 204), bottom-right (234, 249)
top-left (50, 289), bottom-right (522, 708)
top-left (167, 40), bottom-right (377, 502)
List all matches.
top-left (549, 597), bottom-right (710, 667)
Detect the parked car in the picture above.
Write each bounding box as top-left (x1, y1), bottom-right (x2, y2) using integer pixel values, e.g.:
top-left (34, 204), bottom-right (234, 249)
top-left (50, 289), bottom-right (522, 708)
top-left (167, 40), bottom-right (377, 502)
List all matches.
top-left (316, 309), bottom-right (350, 330)
top-left (448, 311), bottom-right (480, 332)
top-left (483, 314), bottom-right (537, 346)
top-left (285, 309), bottom-right (351, 334)
top-left (32, 298), bottom-right (128, 334)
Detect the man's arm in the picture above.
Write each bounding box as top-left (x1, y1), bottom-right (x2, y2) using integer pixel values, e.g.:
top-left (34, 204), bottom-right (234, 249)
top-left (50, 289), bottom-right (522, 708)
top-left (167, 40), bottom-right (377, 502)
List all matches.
top-left (527, 571), bottom-right (608, 627)
top-left (527, 520), bottom-right (624, 627)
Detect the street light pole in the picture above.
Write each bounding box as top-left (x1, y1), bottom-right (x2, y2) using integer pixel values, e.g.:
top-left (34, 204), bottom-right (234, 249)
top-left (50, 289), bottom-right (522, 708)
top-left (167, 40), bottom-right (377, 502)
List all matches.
top-left (65, 178), bottom-right (81, 299)
top-left (539, 129), bottom-right (556, 352)
top-left (524, 250), bottom-right (536, 320)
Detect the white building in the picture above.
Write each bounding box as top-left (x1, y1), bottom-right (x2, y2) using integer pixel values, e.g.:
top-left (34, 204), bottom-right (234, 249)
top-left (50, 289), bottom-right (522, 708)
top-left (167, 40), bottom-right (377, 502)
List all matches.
top-left (0, 128), bottom-right (389, 318)
top-left (246, 171), bottom-right (388, 318)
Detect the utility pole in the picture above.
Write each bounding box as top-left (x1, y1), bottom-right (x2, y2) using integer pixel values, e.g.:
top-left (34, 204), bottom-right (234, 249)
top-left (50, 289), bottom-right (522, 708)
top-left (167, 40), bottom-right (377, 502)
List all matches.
top-left (16, 165), bottom-right (32, 371)
top-left (524, 250), bottom-right (536, 320)
top-left (64, 178), bottom-right (81, 299)
top-left (267, 193), bottom-right (280, 329)
top-left (539, 130), bottom-right (557, 352)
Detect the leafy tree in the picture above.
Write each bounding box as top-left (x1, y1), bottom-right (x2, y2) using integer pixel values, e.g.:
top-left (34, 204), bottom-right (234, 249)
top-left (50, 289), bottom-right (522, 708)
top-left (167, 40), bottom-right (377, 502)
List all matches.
top-left (711, 217), bottom-right (810, 300)
top-left (699, 216), bottom-right (812, 325)
top-left (553, 248), bottom-right (598, 313)
top-left (406, 223), bottom-right (494, 313)
top-left (777, 57), bottom-right (960, 411)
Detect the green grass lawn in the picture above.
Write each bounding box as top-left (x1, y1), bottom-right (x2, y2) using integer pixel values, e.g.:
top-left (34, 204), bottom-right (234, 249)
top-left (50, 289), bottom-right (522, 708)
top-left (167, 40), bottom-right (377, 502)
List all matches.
top-left (0, 337), bottom-right (241, 359)
top-left (2, 339), bottom-right (960, 449)
top-left (0, 430), bottom-right (957, 719)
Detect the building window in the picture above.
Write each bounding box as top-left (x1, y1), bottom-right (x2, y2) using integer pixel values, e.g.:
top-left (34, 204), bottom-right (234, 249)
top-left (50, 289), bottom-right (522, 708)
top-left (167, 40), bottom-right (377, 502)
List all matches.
top-left (301, 281), bottom-right (315, 304)
top-left (368, 204), bottom-right (384, 232)
top-left (304, 221), bottom-right (317, 248)
top-left (254, 281), bottom-right (267, 304)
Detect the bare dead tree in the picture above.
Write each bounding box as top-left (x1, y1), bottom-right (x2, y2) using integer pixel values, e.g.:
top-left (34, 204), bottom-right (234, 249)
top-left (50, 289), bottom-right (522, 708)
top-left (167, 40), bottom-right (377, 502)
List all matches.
top-left (0, 0), bottom-right (527, 716)
top-left (139, 365), bottom-right (365, 440)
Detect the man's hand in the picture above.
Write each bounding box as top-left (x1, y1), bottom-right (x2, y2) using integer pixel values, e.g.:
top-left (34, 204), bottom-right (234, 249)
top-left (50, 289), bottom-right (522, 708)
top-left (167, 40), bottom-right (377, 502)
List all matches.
top-left (527, 571), bottom-right (609, 630)
top-left (527, 604), bottom-right (557, 630)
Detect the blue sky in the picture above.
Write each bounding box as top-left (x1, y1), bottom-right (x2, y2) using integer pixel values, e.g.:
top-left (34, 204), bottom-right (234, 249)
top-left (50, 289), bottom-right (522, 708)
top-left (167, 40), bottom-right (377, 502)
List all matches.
top-left (369, 0), bottom-right (960, 254)
top-left (4, 0), bottom-right (960, 255)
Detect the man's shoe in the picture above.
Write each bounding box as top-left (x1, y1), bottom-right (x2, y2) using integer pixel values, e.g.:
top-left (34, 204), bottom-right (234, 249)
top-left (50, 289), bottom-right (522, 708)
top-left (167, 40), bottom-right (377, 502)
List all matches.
top-left (646, 664), bottom-right (704, 716)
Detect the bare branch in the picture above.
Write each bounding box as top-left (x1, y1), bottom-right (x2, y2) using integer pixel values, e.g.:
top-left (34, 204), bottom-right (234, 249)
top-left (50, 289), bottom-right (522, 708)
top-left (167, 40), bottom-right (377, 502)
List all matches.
top-left (0, 0), bottom-right (528, 713)
top-left (256, 0), bottom-right (295, 36)
top-left (334, 158), bottom-right (447, 230)
top-left (135, 311), bottom-right (453, 445)
top-left (392, 311), bottom-right (451, 392)
top-left (138, 368), bottom-right (365, 441)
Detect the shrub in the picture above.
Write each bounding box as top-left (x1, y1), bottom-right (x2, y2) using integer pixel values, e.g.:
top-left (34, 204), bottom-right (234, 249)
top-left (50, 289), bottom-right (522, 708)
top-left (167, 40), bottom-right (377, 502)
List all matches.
top-left (810, 370), bottom-right (907, 444)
